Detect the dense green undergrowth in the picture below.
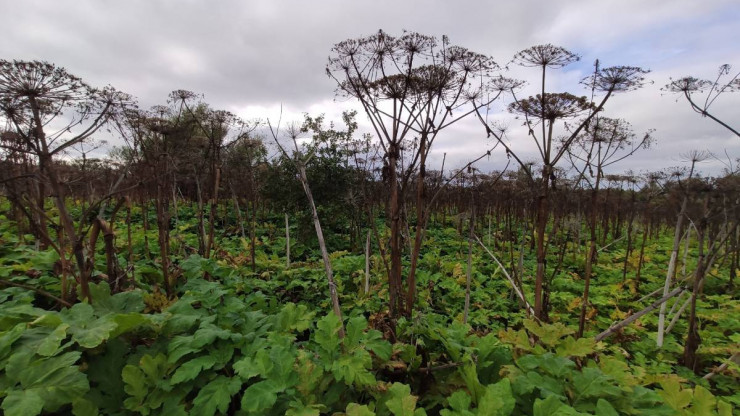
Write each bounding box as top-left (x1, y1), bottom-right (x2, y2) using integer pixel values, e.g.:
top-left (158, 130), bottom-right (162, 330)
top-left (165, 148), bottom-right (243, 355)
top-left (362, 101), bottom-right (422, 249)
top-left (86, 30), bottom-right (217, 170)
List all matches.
top-left (0, 204), bottom-right (738, 415)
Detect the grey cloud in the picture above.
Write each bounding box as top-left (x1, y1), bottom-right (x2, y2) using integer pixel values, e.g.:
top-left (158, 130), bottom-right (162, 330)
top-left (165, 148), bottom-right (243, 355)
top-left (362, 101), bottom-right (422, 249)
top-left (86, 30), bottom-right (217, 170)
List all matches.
top-left (2, 0), bottom-right (738, 174)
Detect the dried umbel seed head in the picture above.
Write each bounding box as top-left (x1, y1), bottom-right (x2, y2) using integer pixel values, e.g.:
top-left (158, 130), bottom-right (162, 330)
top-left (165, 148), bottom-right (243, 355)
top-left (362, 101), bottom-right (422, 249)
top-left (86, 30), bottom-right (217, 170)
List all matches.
top-left (509, 93), bottom-right (593, 120)
top-left (582, 66), bottom-right (650, 93)
top-left (511, 44), bottom-right (580, 68)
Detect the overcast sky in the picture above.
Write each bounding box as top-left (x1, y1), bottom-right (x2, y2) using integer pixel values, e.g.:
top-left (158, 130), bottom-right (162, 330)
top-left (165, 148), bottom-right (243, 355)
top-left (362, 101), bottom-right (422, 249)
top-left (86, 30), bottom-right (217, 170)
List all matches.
top-left (3, 0), bottom-right (739, 177)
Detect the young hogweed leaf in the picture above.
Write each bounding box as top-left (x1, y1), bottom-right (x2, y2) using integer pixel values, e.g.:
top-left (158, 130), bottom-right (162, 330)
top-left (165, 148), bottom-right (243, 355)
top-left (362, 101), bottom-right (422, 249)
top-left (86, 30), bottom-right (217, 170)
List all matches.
top-left (0, 323), bottom-right (26, 359)
top-left (594, 399), bottom-right (619, 416)
top-left (1, 389), bottom-right (44, 416)
top-left (344, 315), bottom-right (368, 350)
top-left (36, 323), bottom-right (69, 356)
top-left (385, 383), bottom-right (427, 416)
top-left (62, 303), bottom-right (118, 349)
top-left (275, 303), bottom-right (315, 332)
top-left (440, 391), bottom-right (473, 416)
top-left (3, 351), bottom-right (90, 415)
top-left (315, 313), bottom-right (342, 358)
top-left (170, 355), bottom-right (218, 384)
top-left (241, 379), bottom-right (282, 413)
top-left (532, 395), bottom-right (581, 416)
top-left (555, 336), bottom-right (596, 358)
top-left (363, 329), bottom-right (392, 361)
top-left (572, 368), bottom-right (621, 405)
top-left (522, 319), bottom-right (574, 348)
top-left (658, 379), bottom-right (692, 411)
top-left (346, 402), bottom-right (377, 416)
top-left (71, 397), bottom-right (99, 416)
top-left (688, 385), bottom-right (715, 415)
top-left (477, 378), bottom-right (515, 416)
top-left (336, 351), bottom-right (376, 387)
top-left (190, 375), bottom-right (241, 416)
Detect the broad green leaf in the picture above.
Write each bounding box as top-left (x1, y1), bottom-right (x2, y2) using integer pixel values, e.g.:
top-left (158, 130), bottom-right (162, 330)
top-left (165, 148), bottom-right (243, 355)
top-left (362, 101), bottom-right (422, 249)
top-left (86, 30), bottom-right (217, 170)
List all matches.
top-left (234, 356), bottom-right (262, 380)
top-left (241, 379), bottom-right (281, 413)
top-left (286, 406), bottom-right (322, 416)
top-left (191, 375), bottom-right (242, 416)
top-left (171, 355), bottom-right (218, 384)
top-left (385, 383), bottom-right (425, 416)
top-left (122, 365), bottom-right (148, 401)
top-left (109, 313), bottom-right (148, 338)
top-left (72, 397), bottom-right (99, 416)
top-left (572, 368), bottom-right (621, 404)
top-left (459, 362), bottom-right (485, 404)
top-left (346, 402), bottom-right (376, 416)
top-left (533, 395), bottom-right (585, 416)
top-left (315, 314), bottom-right (342, 357)
top-left (658, 379), bottom-right (692, 411)
top-left (556, 337), bottom-right (595, 358)
top-left (445, 391), bottom-right (472, 413)
top-left (275, 303), bottom-right (315, 332)
top-left (63, 303), bottom-right (118, 349)
top-left (331, 350), bottom-right (374, 387)
top-left (30, 314), bottom-right (62, 328)
top-left (0, 323), bottom-right (25, 359)
top-left (1, 389), bottom-right (44, 416)
top-left (344, 316), bottom-right (367, 349)
top-left (595, 399), bottom-right (618, 416)
top-left (477, 378), bottom-right (515, 416)
top-left (363, 330), bottom-right (392, 361)
top-left (690, 385), bottom-right (716, 415)
top-left (523, 320), bottom-right (573, 347)
top-left (717, 400), bottom-right (732, 416)
top-left (37, 323), bottom-right (69, 356)
top-left (17, 357), bottom-right (89, 412)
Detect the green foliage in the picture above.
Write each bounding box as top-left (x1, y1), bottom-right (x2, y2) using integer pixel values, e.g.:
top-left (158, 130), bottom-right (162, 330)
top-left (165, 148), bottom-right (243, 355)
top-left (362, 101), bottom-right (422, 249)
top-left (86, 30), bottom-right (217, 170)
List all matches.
top-left (0, 198), bottom-right (738, 415)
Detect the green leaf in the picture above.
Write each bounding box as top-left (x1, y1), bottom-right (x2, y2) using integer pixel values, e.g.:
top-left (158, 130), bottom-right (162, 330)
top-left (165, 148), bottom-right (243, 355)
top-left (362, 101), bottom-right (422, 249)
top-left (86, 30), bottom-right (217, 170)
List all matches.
top-left (109, 313), bottom-right (148, 338)
top-left (1, 389), bottom-right (44, 416)
top-left (72, 397), bottom-right (99, 416)
top-left (556, 337), bottom-right (595, 358)
top-left (171, 355), bottom-right (218, 384)
top-left (344, 316), bottom-right (367, 349)
top-left (595, 399), bottom-right (618, 416)
top-left (690, 385), bottom-right (716, 415)
top-left (63, 303), bottom-right (118, 348)
top-left (37, 323), bottom-right (69, 356)
top-left (363, 329), bottom-right (392, 361)
top-left (315, 313), bottom-right (342, 358)
top-left (523, 320), bottom-right (574, 347)
top-left (331, 350), bottom-right (374, 387)
top-left (446, 391), bottom-right (472, 412)
top-left (16, 354), bottom-right (89, 412)
top-left (658, 379), bottom-right (692, 411)
top-left (717, 400), bottom-right (732, 416)
top-left (233, 356), bottom-right (262, 380)
top-left (572, 368), bottom-right (621, 404)
top-left (459, 362), bottom-right (485, 404)
top-left (533, 395), bottom-right (584, 416)
top-left (275, 303), bottom-right (315, 332)
top-left (385, 383), bottom-right (422, 416)
top-left (191, 375), bottom-right (242, 416)
top-left (122, 365), bottom-right (148, 402)
top-left (477, 378), bottom-right (515, 416)
top-left (0, 323), bottom-right (26, 359)
top-left (241, 379), bottom-right (281, 413)
top-left (346, 402), bottom-right (376, 416)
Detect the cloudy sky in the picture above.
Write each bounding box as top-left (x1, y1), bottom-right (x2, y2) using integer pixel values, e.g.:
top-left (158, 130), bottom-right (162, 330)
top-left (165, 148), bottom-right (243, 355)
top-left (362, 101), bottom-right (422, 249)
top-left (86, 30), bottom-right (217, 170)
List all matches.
top-left (3, 0), bottom-right (739, 176)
